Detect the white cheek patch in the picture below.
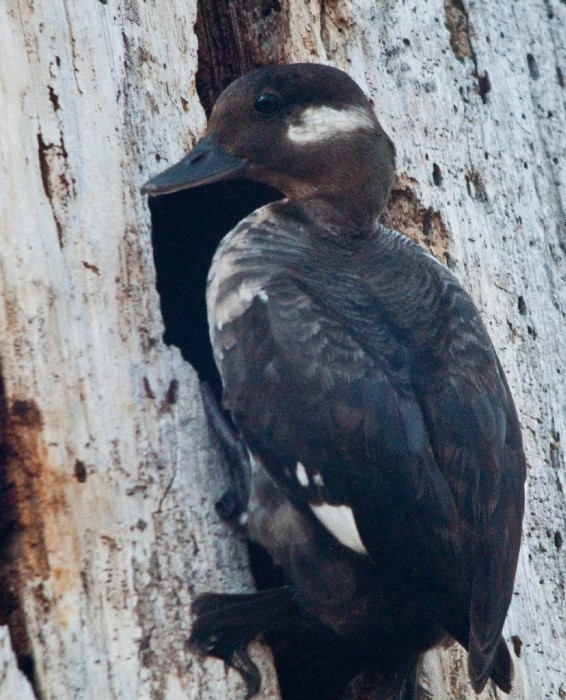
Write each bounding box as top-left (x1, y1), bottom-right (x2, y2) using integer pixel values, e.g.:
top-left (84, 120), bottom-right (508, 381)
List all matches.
top-left (287, 105), bottom-right (375, 144)
top-left (310, 502), bottom-right (368, 555)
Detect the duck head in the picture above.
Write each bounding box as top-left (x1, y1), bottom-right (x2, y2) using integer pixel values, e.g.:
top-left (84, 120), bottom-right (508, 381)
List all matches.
top-left (142, 63), bottom-right (395, 230)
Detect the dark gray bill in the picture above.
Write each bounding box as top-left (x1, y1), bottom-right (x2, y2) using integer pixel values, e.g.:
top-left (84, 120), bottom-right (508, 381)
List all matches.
top-left (141, 135), bottom-right (249, 196)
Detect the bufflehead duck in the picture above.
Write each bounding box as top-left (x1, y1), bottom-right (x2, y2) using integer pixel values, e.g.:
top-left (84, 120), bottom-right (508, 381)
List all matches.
top-left (143, 63), bottom-right (525, 698)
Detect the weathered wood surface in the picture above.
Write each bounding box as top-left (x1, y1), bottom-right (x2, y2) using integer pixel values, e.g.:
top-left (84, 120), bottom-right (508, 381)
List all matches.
top-left (1, 0), bottom-right (565, 699)
top-left (0, 1), bottom-right (279, 698)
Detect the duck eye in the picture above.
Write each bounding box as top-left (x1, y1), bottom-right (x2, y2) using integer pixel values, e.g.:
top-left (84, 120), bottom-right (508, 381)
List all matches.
top-left (254, 92), bottom-right (282, 115)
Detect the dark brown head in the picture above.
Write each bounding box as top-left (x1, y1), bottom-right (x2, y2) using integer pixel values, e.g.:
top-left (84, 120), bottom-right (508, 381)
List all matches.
top-left (143, 63), bottom-right (395, 229)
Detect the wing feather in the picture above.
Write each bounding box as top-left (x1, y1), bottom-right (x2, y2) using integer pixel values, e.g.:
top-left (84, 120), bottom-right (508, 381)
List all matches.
top-left (216, 231), bottom-right (525, 686)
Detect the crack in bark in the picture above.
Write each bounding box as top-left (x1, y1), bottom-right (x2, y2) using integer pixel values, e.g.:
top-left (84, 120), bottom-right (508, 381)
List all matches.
top-left (444, 0), bottom-right (491, 103)
top-left (194, 0), bottom-right (288, 115)
top-left (154, 471), bottom-right (176, 516)
top-left (36, 131), bottom-right (72, 249)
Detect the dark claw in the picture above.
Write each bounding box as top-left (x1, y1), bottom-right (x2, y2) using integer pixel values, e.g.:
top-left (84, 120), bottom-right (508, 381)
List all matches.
top-left (230, 644), bottom-right (262, 700)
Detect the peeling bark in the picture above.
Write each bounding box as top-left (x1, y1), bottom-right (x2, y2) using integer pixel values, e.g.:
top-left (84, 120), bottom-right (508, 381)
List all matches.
top-left (380, 174), bottom-right (451, 263)
top-left (1, 1), bottom-right (565, 699)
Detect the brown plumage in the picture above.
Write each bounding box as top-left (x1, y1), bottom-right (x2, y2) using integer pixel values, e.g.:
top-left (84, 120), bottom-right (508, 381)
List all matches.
top-left (143, 63), bottom-right (525, 698)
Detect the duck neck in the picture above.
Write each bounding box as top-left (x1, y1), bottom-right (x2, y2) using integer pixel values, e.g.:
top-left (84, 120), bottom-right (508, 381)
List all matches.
top-left (297, 181), bottom-right (389, 235)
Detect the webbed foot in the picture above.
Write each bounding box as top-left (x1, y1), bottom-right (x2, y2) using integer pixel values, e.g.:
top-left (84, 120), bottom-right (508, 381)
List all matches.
top-left (189, 587), bottom-right (298, 698)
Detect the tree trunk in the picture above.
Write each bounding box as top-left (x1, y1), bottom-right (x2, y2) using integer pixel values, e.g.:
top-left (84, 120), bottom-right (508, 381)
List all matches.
top-left (1, 2), bottom-right (564, 700)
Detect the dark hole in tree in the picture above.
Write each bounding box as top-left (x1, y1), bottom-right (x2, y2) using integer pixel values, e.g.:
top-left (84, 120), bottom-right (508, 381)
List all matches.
top-left (149, 179), bottom-right (282, 398)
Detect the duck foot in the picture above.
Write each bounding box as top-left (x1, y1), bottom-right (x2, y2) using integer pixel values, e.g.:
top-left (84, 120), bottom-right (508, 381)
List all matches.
top-left (189, 586), bottom-right (299, 699)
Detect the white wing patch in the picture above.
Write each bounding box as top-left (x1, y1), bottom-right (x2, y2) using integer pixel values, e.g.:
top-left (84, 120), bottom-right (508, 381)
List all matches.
top-left (296, 461), bottom-right (310, 487)
top-left (313, 472), bottom-right (324, 487)
top-left (206, 204), bottom-right (274, 336)
top-left (210, 279), bottom-right (269, 332)
top-left (287, 106), bottom-right (375, 144)
top-left (310, 502), bottom-right (368, 555)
